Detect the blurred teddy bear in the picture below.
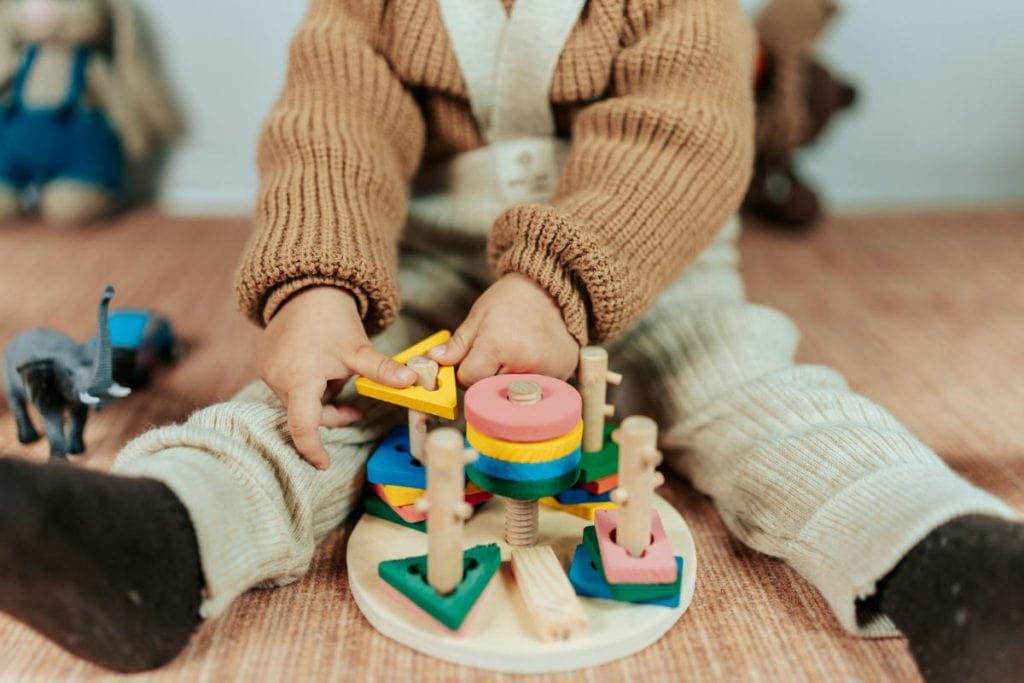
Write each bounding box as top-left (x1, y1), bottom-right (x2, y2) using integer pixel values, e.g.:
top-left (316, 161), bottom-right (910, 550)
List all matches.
top-left (745, 0), bottom-right (857, 230)
top-left (0, 0), bottom-right (179, 224)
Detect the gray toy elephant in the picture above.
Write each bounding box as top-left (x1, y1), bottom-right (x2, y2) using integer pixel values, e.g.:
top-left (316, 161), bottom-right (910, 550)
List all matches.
top-left (3, 285), bottom-right (131, 459)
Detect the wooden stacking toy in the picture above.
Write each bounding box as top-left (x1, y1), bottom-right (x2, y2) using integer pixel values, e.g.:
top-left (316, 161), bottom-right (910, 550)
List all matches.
top-left (346, 335), bottom-right (696, 672)
top-left (568, 416), bottom-right (684, 606)
top-left (377, 428), bottom-right (501, 631)
top-left (464, 374), bottom-right (582, 546)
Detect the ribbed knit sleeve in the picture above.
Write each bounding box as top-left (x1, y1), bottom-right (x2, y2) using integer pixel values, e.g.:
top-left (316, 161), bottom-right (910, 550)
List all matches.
top-left (235, 0), bottom-right (426, 333)
top-left (488, 0), bottom-right (756, 344)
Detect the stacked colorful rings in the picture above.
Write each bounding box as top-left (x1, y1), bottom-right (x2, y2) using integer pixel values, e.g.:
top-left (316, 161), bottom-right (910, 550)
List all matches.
top-left (465, 374), bottom-right (583, 500)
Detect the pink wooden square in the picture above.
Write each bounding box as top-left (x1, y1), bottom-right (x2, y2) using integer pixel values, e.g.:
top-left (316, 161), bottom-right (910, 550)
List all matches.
top-left (593, 509), bottom-right (678, 584)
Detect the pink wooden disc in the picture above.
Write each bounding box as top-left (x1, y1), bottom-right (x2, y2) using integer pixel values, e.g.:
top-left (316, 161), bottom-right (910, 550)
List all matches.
top-left (465, 374), bottom-right (582, 443)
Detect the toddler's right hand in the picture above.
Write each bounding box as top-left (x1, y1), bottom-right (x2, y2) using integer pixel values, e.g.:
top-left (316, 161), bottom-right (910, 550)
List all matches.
top-left (258, 286), bottom-right (417, 470)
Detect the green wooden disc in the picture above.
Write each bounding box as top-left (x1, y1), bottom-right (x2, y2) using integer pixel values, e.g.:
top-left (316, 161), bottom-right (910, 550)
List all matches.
top-left (466, 465), bottom-right (580, 500)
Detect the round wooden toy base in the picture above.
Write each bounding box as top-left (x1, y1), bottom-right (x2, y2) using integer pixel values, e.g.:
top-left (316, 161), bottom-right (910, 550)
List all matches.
top-left (347, 495), bottom-right (697, 674)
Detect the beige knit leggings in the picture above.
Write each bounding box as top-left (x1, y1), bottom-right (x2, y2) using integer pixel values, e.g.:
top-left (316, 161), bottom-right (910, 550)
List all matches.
top-left (113, 219), bottom-right (1014, 634)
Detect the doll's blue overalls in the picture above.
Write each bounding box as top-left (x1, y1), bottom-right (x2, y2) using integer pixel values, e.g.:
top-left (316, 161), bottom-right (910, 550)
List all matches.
top-left (0, 46), bottom-right (122, 192)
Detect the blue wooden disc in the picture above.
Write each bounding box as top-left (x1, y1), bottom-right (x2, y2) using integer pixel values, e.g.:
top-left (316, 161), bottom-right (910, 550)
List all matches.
top-left (471, 447), bottom-right (581, 482)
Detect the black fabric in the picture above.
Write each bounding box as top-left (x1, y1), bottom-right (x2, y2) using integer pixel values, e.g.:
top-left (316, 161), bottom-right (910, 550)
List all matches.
top-left (879, 515), bottom-right (1024, 683)
top-left (0, 457), bottom-right (203, 672)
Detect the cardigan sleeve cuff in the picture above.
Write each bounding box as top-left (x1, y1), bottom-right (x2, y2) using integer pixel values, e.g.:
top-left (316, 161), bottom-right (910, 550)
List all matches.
top-left (489, 204), bottom-right (642, 346)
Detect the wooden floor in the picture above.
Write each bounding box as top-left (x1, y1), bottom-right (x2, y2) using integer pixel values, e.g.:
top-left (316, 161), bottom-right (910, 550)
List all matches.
top-left (0, 209), bottom-right (1022, 682)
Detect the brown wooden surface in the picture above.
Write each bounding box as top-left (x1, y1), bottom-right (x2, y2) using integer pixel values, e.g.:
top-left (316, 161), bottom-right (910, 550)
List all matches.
top-left (0, 210), bottom-right (1022, 682)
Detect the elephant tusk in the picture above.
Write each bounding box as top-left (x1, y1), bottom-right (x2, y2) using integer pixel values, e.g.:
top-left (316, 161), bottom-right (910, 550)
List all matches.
top-left (107, 383), bottom-right (132, 398)
top-left (78, 392), bottom-right (101, 406)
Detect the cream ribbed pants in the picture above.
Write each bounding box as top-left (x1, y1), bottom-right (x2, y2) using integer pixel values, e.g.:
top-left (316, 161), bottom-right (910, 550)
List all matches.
top-left (113, 220), bottom-right (1015, 634)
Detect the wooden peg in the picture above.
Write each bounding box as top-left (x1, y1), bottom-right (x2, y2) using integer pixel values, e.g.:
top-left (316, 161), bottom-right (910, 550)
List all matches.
top-left (511, 546), bottom-right (588, 641)
top-left (407, 355), bottom-right (439, 461)
top-left (504, 379), bottom-right (543, 548)
top-left (425, 427), bottom-right (470, 595)
top-left (612, 416), bottom-right (659, 559)
top-left (579, 347), bottom-right (620, 453)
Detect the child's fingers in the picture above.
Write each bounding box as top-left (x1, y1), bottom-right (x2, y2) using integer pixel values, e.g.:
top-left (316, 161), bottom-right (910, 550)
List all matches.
top-left (285, 387), bottom-right (331, 470)
top-left (321, 404), bottom-right (361, 429)
top-left (428, 322), bottom-right (475, 365)
top-left (456, 344), bottom-right (500, 387)
top-left (344, 345), bottom-right (418, 387)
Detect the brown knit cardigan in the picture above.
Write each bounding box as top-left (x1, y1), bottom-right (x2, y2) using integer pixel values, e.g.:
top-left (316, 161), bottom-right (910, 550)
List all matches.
top-left (236, 0), bottom-right (756, 345)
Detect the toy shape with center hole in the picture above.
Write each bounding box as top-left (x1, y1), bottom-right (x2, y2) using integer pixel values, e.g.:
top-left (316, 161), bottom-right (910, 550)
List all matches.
top-left (366, 426), bottom-right (426, 488)
top-left (355, 331), bottom-right (458, 420)
top-left (555, 487), bottom-right (613, 505)
top-left (374, 483), bottom-right (491, 509)
top-left (511, 546), bottom-right (588, 641)
top-left (581, 473), bottom-right (618, 494)
top-left (581, 526), bottom-right (680, 601)
top-left (364, 493), bottom-right (426, 533)
top-left (471, 448), bottom-right (581, 482)
top-left (393, 501), bottom-right (430, 524)
top-left (594, 509), bottom-right (677, 584)
top-left (540, 497), bottom-right (617, 522)
top-left (578, 424), bottom-right (619, 483)
top-left (568, 545), bottom-right (682, 607)
top-left (374, 483), bottom-right (425, 508)
top-left (465, 374), bottom-right (581, 442)
top-left (467, 465), bottom-right (580, 501)
top-left (378, 543), bottom-right (501, 631)
top-left (467, 420), bottom-right (583, 463)
top-left (378, 580), bottom-right (493, 637)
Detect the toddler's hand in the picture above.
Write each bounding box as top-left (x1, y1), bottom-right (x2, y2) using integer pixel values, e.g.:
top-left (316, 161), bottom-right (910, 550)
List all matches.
top-left (428, 273), bottom-right (579, 386)
top-left (258, 287), bottom-right (417, 469)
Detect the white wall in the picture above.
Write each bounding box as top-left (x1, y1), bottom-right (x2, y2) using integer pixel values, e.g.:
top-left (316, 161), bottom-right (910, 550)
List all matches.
top-left (138, 0), bottom-right (305, 214)
top-left (149, 0), bottom-right (1024, 214)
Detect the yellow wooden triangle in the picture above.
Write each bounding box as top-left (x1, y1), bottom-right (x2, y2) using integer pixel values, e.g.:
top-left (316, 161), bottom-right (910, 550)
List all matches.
top-left (355, 330), bottom-right (458, 420)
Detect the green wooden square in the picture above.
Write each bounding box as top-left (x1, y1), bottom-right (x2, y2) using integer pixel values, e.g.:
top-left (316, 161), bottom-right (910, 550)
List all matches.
top-left (581, 526), bottom-right (680, 601)
top-left (378, 544), bottom-right (501, 631)
top-left (578, 424), bottom-right (619, 483)
top-left (364, 492), bottom-right (426, 533)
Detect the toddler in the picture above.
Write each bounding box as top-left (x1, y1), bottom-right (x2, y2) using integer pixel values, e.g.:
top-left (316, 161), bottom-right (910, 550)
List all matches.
top-left (1, 1), bottom-right (1022, 680)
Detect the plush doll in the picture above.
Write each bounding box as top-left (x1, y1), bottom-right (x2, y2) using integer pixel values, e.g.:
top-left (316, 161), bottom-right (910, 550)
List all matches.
top-left (0, 0), bottom-right (178, 224)
top-left (744, 0), bottom-right (857, 230)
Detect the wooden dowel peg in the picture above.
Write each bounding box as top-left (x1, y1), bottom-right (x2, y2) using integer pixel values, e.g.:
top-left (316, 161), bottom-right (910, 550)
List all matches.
top-left (407, 355), bottom-right (439, 461)
top-left (425, 427), bottom-right (470, 595)
top-left (579, 347), bottom-right (621, 453)
top-left (503, 379), bottom-right (543, 548)
top-left (612, 416), bottom-right (659, 559)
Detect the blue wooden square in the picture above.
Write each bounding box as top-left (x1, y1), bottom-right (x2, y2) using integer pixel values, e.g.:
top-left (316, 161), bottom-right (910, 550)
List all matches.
top-left (555, 487), bottom-right (613, 505)
top-left (366, 426), bottom-right (426, 488)
top-left (568, 545), bottom-right (682, 608)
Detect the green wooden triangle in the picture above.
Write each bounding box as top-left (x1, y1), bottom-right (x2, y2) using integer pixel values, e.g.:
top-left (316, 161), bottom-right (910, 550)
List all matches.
top-left (378, 543), bottom-right (501, 630)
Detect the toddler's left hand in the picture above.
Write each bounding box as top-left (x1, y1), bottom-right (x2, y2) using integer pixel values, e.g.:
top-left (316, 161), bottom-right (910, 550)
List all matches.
top-left (428, 273), bottom-right (579, 386)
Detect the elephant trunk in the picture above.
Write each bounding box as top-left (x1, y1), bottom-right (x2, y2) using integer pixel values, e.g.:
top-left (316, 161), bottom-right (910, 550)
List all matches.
top-left (87, 286), bottom-right (116, 395)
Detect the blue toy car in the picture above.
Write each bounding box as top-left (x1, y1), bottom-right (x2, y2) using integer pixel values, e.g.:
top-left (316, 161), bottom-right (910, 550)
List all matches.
top-left (90, 309), bottom-right (183, 388)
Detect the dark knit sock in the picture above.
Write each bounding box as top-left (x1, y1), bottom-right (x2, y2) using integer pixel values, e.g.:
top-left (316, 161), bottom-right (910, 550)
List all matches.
top-left (0, 457), bottom-right (203, 672)
top-left (879, 515), bottom-right (1024, 683)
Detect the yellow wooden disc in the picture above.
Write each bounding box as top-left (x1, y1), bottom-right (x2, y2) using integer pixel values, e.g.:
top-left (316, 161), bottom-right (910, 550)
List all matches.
top-left (467, 420), bottom-right (583, 463)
